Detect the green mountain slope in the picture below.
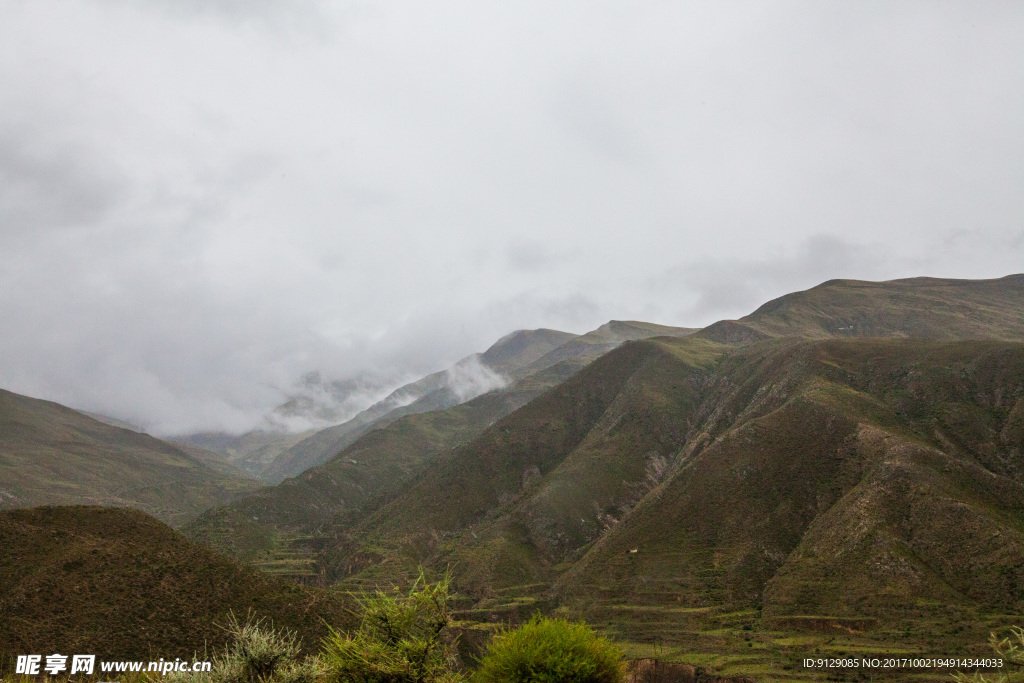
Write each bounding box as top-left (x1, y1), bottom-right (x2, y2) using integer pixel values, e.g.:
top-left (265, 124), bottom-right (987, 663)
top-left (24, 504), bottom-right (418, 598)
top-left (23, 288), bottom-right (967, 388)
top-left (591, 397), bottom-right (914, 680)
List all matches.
top-left (81, 412), bottom-right (257, 481)
top-left (326, 336), bottom-right (726, 589)
top-left (174, 428), bottom-right (318, 479)
top-left (319, 275), bottom-right (1024, 579)
top-left (260, 328), bottom-right (580, 482)
top-left (514, 320), bottom-right (699, 378)
top-left (480, 328), bottom-right (581, 375)
top-left (187, 322), bottom-right (697, 573)
top-left (259, 323), bottom-right (694, 484)
top-left (553, 338), bottom-right (1024, 613)
top-left (698, 273), bottom-right (1024, 342)
top-left (186, 359), bottom-right (590, 573)
top-left (0, 506), bottom-right (351, 659)
top-left (326, 335), bottom-right (1024, 679)
top-left (351, 337), bottom-right (721, 551)
top-left (0, 389), bottom-right (261, 527)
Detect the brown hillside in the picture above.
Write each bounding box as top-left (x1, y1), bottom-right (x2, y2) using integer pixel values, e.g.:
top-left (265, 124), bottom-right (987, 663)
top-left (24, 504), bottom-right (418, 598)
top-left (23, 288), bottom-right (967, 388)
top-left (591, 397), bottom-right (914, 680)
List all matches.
top-left (0, 506), bottom-right (353, 660)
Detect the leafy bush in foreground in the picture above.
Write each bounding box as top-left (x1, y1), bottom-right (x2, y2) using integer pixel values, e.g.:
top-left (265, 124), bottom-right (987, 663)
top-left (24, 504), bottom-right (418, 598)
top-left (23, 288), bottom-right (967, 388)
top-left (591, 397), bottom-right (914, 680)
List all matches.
top-left (473, 614), bottom-right (625, 683)
top-left (321, 571), bottom-right (463, 683)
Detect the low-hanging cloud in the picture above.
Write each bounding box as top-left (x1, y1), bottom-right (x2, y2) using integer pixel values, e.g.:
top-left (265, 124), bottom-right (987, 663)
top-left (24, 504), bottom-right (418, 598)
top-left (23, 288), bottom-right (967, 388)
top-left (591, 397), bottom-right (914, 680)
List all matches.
top-left (444, 355), bottom-right (508, 403)
top-left (257, 371), bottom-right (401, 434)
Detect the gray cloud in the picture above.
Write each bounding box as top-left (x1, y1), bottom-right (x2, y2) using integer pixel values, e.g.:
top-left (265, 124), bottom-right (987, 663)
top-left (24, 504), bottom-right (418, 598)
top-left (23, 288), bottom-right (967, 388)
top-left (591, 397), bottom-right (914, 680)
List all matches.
top-left (0, 131), bottom-right (125, 238)
top-left (111, 0), bottom-right (337, 35)
top-left (1, 1), bottom-right (1022, 434)
top-left (653, 235), bottom-right (896, 324)
top-left (504, 238), bottom-right (579, 273)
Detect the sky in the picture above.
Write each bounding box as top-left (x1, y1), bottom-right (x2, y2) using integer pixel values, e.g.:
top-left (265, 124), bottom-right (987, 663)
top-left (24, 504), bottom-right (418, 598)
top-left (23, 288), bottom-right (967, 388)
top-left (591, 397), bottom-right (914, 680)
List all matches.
top-left (1, 0), bottom-right (1022, 435)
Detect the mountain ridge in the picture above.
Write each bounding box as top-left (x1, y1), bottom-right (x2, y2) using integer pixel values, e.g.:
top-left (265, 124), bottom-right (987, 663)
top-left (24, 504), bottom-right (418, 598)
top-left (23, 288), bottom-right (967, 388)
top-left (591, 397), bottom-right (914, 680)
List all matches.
top-left (258, 322), bottom-right (695, 483)
top-left (0, 389), bottom-right (261, 527)
top-left (254, 327), bottom-right (581, 482)
top-left (698, 273), bottom-right (1024, 343)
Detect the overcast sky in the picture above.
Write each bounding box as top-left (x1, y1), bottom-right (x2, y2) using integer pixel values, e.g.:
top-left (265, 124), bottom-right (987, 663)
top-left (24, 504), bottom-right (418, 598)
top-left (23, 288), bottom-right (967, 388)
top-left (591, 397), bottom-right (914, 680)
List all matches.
top-left (1, 1), bottom-right (1022, 435)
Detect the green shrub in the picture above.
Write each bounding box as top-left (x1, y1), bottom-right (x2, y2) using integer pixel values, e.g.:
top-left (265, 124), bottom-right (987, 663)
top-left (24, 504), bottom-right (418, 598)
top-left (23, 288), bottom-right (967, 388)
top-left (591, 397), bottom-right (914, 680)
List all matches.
top-left (321, 571), bottom-right (463, 683)
top-left (165, 613), bottom-right (325, 683)
top-left (473, 615), bottom-right (625, 683)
